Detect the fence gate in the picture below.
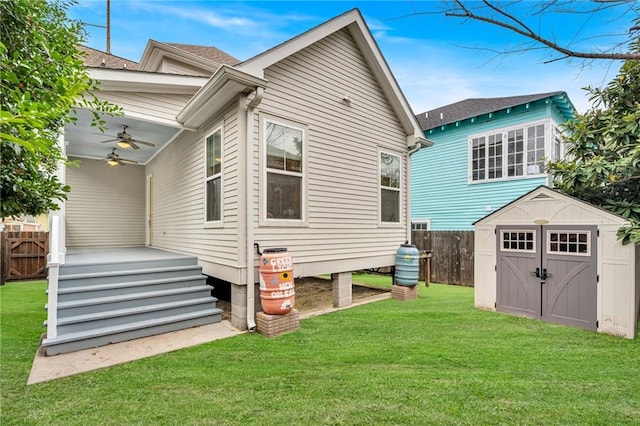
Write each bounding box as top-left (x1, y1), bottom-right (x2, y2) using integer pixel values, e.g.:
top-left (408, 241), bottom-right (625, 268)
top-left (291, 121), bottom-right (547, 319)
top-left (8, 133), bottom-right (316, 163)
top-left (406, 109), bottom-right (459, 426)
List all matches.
top-left (1, 231), bottom-right (49, 284)
top-left (496, 225), bottom-right (597, 331)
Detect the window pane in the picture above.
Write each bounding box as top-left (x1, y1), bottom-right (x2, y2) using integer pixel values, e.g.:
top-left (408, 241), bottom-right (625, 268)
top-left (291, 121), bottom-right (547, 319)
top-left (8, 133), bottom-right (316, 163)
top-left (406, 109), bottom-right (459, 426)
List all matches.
top-left (488, 133), bottom-right (502, 179)
top-left (206, 131), bottom-right (221, 177)
top-left (526, 124), bottom-right (545, 174)
top-left (507, 129), bottom-right (524, 177)
top-left (266, 122), bottom-right (303, 173)
top-left (381, 188), bottom-right (400, 222)
top-left (471, 136), bottom-right (486, 181)
top-left (380, 152), bottom-right (400, 188)
top-left (267, 172), bottom-right (301, 219)
top-left (206, 177), bottom-right (221, 221)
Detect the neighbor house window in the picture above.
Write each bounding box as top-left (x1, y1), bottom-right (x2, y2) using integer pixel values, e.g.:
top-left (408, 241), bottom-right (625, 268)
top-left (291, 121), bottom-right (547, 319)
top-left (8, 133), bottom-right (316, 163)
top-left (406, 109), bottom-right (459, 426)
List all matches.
top-left (265, 120), bottom-right (304, 220)
top-left (380, 151), bottom-right (401, 223)
top-left (205, 128), bottom-right (222, 222)
top-left (470, 121), bottom-right (550, 182)
top-left (411, 220), bottom-right (430, 231)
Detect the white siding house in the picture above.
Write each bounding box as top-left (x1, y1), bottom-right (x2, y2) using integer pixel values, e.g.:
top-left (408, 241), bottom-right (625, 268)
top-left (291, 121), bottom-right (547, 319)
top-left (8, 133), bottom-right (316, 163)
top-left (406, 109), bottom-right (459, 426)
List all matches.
top-left (51, 9), bottom-right (430, 338)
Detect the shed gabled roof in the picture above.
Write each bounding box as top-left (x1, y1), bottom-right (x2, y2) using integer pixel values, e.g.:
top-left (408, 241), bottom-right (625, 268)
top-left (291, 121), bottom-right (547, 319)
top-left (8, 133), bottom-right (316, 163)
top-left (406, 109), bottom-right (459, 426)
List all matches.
top-left (416, 91), bottom-right (576, 131)
top-left (473, 185), bottom-right (628, 226)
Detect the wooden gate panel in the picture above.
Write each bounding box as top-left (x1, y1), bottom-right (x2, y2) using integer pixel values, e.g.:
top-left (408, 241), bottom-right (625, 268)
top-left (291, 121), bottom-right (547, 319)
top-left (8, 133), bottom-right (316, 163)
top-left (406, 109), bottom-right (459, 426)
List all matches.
top-left (1, 231), bottom-right (49, 284)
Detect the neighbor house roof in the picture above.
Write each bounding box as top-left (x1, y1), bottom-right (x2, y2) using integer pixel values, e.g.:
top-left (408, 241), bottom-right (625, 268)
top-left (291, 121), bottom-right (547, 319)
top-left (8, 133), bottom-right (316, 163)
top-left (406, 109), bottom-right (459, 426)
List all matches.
top-left (416, 91), bottom-right (576, 131)
top-left (78, 45), bottom-right (139, 70)
top-left (164, 43), bottom-right (240, 66)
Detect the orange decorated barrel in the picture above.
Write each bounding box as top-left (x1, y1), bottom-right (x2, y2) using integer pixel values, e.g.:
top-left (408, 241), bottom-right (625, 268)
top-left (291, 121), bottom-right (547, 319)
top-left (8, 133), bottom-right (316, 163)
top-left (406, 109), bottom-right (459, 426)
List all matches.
top-left (259, 248), bottom-right (295, 315)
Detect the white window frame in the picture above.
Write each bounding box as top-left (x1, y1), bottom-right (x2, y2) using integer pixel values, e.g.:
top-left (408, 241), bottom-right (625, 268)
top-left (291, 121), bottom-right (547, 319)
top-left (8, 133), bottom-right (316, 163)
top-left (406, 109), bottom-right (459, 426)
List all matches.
top-left (204, 125), bottom-right (223, 227)
top-left (546, 230), bottom-right (591, 257)
top-left (379, 149), bottom-right (403, 226)
top-left (259, 115), bottom-right (308, 227)
top-left (500, 229), bottom-right (536, 253)
top-left (468, 119), bottom-right (552, 184)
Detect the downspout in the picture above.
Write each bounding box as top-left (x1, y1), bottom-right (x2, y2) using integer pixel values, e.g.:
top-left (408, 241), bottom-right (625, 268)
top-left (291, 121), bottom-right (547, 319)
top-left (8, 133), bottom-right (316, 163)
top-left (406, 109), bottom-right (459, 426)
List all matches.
top-left (245, 87), bottom-right (264, 332)
top-left (406, 137), bottom-right (430, 243)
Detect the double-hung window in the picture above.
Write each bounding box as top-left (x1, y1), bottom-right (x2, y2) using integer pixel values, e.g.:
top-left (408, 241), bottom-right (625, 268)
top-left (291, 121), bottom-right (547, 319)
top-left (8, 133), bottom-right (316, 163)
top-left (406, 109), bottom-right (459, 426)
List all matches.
top-left (470, 121), bottom-right (551, 183)
top-left (205, 128), bottom-right (222, 223)
top-left (380, 151), bottom-right (401, 223)
top-left (265, 120), bottom-right (304, 221)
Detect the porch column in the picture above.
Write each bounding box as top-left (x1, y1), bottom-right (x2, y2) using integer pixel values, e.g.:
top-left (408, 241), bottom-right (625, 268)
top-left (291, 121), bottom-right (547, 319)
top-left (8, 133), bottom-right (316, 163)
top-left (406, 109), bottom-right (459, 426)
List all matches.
top-left (332, 272), bottom-right (352, 308)
top-left (49, 131), bottom-right (66, 263)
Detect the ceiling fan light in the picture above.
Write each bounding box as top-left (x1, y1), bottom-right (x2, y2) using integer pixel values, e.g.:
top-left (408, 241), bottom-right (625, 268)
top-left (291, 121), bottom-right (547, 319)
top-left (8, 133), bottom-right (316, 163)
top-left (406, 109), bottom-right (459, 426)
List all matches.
top-left (117, 141), bottom-right (131, 148)
top-left (107, 159), bottom-right (119, 166)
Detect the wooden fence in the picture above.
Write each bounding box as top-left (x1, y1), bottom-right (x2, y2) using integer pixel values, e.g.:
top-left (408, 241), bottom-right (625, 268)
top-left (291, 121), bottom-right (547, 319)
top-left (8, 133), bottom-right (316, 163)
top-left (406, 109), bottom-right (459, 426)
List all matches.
top-left (1, 231), bottom-right (49, 285)
top-left (412, 230), bottom-right (474, 287)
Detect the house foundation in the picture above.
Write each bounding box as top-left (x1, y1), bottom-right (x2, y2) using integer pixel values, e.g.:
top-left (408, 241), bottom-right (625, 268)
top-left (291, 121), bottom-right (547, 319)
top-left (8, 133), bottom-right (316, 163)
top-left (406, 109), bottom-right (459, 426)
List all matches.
top-left (256, 309), bottom-right (300, 337)
top-left (231, 282), bottom-right (260, 330)
top-left (392, 284), bottom-right (418, 301)
top-left (332, 272), bottom-right (352, 308)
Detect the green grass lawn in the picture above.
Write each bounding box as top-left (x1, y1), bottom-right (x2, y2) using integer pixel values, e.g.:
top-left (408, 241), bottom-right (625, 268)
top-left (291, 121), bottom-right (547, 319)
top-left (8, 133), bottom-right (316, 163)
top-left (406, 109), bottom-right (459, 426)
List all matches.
top-left (1, 279), bottom-right (639, 425)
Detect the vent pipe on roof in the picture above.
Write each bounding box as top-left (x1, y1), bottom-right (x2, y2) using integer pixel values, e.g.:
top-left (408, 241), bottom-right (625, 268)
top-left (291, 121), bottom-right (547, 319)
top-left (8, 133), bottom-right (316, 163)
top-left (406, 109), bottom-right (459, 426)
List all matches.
top-left (440, 112), bottom-right (444, 121)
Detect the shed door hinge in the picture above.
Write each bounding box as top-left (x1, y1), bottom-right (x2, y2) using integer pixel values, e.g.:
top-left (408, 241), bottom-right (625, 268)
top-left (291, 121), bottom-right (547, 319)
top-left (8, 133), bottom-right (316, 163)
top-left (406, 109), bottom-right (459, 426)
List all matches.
top-left (597, 229), bottom-right (600, 237)
top-left (597, 274), bottom-right (599, 283)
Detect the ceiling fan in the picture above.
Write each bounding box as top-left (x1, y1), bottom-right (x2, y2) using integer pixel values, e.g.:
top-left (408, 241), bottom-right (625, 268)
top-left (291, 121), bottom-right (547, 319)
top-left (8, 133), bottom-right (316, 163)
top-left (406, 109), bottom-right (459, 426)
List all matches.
top-left (105, 148), bottom-right (138, 166)
top-left (98, 125), bottom-right (155, 150)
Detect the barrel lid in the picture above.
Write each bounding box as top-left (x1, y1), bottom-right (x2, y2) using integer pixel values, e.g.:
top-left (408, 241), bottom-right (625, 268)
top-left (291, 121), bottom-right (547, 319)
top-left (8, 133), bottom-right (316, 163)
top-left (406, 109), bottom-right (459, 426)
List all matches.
top-left (400, 243), bottom-right (416, 248)
top-left (263, 248), bottom-right (287, 253)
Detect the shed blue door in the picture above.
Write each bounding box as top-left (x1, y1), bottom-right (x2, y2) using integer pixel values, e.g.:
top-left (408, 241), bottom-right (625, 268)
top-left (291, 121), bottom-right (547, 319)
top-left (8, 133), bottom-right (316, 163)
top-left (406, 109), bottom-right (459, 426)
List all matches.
top-left (496, 225), bottom-right (597, 331)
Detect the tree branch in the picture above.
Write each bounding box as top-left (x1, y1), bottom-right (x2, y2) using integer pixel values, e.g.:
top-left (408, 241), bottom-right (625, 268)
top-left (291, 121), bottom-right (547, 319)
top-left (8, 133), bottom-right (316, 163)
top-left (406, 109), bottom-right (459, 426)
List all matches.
top-left (444, 0), bottom-right (640, 60)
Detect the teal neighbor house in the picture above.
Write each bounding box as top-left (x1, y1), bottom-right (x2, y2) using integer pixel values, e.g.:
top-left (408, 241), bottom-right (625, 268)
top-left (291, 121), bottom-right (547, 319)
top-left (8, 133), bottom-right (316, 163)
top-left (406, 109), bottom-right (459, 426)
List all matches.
top-left (411, 92), bottom-right (576, 230)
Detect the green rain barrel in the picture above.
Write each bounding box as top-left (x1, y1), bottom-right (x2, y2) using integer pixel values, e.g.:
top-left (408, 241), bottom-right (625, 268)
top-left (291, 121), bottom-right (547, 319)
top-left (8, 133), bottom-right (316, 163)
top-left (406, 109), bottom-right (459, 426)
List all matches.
top-left (395, 243), bottom-right (419, 286)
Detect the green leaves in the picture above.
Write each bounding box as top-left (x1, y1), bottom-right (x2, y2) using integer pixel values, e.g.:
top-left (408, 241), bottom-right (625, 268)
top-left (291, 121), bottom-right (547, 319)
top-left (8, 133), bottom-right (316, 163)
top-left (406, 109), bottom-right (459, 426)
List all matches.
top-left (549, 55), bottom-right (640, 245)
top-left (0, 0), bottom-right (121, 217)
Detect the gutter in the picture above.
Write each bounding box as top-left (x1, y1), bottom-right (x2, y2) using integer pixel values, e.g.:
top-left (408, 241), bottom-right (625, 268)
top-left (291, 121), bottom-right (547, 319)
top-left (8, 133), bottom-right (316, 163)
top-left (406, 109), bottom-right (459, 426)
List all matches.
top-left (245, 87), bottom-right (264, 332)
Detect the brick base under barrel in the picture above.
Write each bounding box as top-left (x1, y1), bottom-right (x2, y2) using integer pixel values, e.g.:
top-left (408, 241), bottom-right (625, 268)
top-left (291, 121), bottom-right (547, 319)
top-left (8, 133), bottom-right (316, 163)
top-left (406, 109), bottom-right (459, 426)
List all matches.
top-left (256, 309), bottom-right (300, 337)
top-left (392, 284), bottom-right (418, 301)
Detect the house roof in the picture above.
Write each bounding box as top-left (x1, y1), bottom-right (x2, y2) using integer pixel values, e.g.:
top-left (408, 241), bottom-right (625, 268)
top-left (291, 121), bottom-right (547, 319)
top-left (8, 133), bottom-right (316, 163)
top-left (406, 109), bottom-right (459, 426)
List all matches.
top-left (78, 45), bottom-right (139, 70)
top-left (164, 43), bottom-right (240, 66)
top-left (416, 91), bottom-right (576, 131)
top-left (236, 8), bottom-right (428, 145)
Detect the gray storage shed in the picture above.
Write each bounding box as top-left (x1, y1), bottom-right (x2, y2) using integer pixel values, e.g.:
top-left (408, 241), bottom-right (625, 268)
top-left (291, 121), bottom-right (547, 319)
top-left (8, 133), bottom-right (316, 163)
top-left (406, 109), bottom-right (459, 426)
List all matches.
top-left (474, 186), bottom-right (639, 338)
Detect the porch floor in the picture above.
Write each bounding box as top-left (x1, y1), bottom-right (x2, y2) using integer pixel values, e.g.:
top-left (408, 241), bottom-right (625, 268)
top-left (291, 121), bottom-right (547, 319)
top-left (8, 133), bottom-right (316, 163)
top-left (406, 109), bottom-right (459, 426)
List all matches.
top-left (64, 246), bottom-right (193, 266)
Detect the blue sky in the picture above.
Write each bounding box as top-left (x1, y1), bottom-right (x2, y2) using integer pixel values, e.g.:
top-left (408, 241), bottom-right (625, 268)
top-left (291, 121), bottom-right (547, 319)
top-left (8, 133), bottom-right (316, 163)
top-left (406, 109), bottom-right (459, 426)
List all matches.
top-left (68, 1), bottom-right (638, 114)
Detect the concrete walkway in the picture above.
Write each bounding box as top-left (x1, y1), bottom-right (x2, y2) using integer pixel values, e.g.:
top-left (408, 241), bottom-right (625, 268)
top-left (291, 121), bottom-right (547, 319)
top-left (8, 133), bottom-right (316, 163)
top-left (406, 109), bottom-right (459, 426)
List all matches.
top-left (28, 292), bottom-right (391, 385)
top-left (28, 321), bottom-right (244, 385)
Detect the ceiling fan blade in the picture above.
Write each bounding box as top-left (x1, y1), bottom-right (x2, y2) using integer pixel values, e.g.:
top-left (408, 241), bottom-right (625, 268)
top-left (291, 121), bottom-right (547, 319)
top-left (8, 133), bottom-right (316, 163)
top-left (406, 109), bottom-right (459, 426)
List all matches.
top-left (120, 157), bottom-right (139, 164)
top-left (128, 141), bottom-right (140, 150)
top-left (131, 139), bottom-right (155, 147)
top-left (100, 138), bottom-right (120, 143)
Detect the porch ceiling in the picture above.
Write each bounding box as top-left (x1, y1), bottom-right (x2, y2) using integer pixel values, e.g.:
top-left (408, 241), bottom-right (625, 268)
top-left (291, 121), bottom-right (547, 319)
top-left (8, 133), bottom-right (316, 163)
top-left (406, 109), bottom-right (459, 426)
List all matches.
top-left (64, 108), bottom-right (182, 165)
